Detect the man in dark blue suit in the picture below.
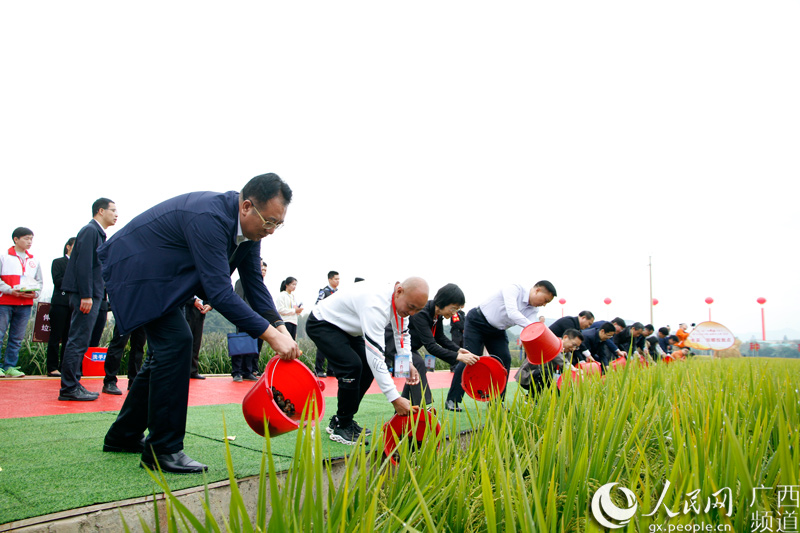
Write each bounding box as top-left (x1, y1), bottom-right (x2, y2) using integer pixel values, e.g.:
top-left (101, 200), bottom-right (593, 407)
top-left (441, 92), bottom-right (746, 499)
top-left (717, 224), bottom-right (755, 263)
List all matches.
top-left (59, 198), bottom-right (118, 401)
top-left (99, 173), bottom-right (299, 474)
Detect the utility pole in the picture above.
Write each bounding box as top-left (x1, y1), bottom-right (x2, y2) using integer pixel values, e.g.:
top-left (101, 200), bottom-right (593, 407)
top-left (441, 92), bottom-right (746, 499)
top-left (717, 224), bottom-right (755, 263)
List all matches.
top-left (649, 256), bottom-right (654, 325)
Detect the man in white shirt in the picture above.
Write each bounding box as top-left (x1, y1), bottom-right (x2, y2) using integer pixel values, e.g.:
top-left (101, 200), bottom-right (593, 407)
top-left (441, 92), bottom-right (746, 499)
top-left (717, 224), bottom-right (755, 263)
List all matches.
top-left (305, 277), bottom-right (428, 445)
top-left (445, 280), bottom-right (556, 411)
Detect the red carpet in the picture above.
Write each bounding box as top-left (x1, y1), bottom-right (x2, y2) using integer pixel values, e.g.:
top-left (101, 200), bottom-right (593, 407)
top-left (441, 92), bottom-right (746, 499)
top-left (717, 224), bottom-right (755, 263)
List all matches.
top-left (0, 371), bottom-right (476, 420)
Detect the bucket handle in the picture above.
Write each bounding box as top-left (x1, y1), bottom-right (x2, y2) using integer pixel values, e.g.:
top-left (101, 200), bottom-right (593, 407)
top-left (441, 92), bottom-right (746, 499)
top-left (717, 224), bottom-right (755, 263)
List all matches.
top-left (269, 357), bottom-right (326, 393)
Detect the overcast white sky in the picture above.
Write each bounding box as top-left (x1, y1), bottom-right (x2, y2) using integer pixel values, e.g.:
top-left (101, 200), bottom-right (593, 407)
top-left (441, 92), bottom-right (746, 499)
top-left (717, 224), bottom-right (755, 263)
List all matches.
top-left (1, 1), bottom-right (798, 340)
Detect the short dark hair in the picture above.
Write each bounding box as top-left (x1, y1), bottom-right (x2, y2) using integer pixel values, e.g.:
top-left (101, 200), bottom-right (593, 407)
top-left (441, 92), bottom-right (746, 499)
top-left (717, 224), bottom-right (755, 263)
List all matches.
top-left (578, 310), bottom-right (595, 320)
top-left (354, 277), bottom-right (365, 283)
top-left (658, 327), bottom-right (670, 336)
top-left (668, 335), bottom-right (680, 343)
top-left (563, 328), bottom-right (584, 341)
top-left (643, 324), bottom-right (654, 333)
top-left (600, 322), bottom-right (616, 334)
top-left (261, 261), bottom-right (267, 267)
top-left (611, 317), bottom-right (626, 328)
top-left (433, 283), bottom-right (465, 309)
top-left (63, 237), bottom-right (76, 256)
top-left (631, 322), bottom-right (644, 331)
top-left (12, 227), bottom-right (33, 241)
top-left (279, 276), bottom-right (297, 292)
top-left (242, 173), bottom-right (292, 207)
top-left (327, 271), bottom-right (339, 280)
top-left (534, 280), bottom-right (557, 297)
top-left (92, 198), bottom-right (114, 216)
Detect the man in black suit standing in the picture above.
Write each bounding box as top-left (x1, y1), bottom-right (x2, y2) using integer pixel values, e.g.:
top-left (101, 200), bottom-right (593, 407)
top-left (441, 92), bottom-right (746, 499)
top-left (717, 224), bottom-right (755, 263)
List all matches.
top-left (46, 237), bottom-right (75, 377)
top-left (313, 270), bottom-right (339, 377)
top-left (184, 296), bottom-right (210, 380)
top-left (58, 198), bottom-right (118, 401)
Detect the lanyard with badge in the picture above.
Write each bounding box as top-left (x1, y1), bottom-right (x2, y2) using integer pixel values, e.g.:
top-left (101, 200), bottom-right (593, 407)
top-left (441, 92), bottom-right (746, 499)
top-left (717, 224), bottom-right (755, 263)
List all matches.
top-left (392, 292), bottom-right (411, 379)
top-left (424, 315), bottom-right (437, 371)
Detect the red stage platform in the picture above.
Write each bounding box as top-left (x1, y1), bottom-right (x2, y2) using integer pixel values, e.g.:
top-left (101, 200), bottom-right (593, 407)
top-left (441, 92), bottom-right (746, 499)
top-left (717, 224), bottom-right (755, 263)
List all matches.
top-left (0, 371), bottom-right (483, 419)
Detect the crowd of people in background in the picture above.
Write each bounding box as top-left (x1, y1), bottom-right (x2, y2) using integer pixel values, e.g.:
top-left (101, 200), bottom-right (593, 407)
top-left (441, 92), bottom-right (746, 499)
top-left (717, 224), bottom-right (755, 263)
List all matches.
top-left (0, 172), bottom-right (696, 472)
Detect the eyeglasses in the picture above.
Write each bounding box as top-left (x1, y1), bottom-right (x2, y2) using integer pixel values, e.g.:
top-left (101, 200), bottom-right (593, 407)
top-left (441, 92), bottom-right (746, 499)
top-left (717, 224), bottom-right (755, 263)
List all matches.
top-left (249, 200), bottom-right (284, 230)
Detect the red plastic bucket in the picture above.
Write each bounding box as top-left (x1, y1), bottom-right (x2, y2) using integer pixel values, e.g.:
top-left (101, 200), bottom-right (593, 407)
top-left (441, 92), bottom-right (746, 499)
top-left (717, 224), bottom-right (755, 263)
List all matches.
top-left (520, 322), bottom-right (562, 365)
top-left (242, 356), bottom-right (326, 437)
top-left (461, 355), bottom-right (508, 401)
top-left (662, 354), bottom-right (674, 364)
top-left (382, 407), bottom-right (441, 465)
top-left (82, 347), bottom-right (107, 377)
top-left (556, 368), bottom-right (579, 390)
top-left (559, 361), bottom-right (602, 390)
top-left (610, 356), bottom-right (627, 371)
top-left (576, 361), bottom-right (602, 376)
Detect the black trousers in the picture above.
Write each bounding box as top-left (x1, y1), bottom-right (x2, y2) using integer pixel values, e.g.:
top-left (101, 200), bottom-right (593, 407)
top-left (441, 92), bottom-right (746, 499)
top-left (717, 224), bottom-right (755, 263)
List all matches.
top-left (401, 350), bottom-right (432, 406)
top-left (46, 303), bottom-right (71, 373)
top-left (60, 294), bottom-right (103, 394)
top-left (305, 314), bottom-right (374, 426)
top-left (105, 307), bottom-right (194, 456)
top-left (183, 303), bottom-right (205, 376)
top-left (104, 323), bottom-right (146, 385)
top-left (446, 308), bottom-right (512, 404)
top-left (89, 300), bottom-right (109, 347)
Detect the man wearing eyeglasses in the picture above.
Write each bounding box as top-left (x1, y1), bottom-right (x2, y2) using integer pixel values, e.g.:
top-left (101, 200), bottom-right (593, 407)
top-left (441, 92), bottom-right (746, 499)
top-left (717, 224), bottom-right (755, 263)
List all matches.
top-left (98, 173), bottom-right (299, 474)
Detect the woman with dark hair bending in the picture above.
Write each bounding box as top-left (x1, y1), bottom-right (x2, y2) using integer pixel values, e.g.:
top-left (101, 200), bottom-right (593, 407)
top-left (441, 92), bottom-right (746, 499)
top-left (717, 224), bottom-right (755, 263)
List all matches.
top-left (385, 283), bottom-right (480, 407)
top-left (276, 276), bottom-right (303, 339)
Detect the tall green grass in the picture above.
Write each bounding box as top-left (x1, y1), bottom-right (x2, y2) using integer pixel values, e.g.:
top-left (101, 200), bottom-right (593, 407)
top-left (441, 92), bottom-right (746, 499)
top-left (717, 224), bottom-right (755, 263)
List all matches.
top-left (126, 358), bottom-right (800, 531)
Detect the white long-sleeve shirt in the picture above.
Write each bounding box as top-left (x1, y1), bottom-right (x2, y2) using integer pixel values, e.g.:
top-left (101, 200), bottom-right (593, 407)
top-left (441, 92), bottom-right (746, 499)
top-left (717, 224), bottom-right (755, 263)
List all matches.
top-left (478, 284), bottom-right (539, 330)
top-left (312, 281), bottom-right (408, 403)
top-left (275, 290), bottom-right (298, 325)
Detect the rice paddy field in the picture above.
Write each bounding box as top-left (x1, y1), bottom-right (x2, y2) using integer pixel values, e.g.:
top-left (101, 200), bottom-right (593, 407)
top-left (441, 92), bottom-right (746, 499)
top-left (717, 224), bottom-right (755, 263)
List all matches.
top-left (130, 356), bottom-right (799, 532)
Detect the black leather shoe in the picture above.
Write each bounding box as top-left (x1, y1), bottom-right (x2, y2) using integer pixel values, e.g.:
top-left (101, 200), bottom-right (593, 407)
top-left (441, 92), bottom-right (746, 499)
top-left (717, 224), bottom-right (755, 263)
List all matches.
top-left (58, 388), bottom-right (99, 401)
top-left (141, 452), bottom-right (208, 474)
top-left (444, 400), bottom-right (463, 412)
top-left (315, 372), bottom-right (327, 378)
top-left (78, 384), bottom-right (99, 397)
top-left (103, 434), bottom-right (146, 453)
top-left (190, 373), bottom-right (206, 380)
top-left (103, 383), bottom-right (123, 395)
top-left (242, 373), bottom-right (258, 382)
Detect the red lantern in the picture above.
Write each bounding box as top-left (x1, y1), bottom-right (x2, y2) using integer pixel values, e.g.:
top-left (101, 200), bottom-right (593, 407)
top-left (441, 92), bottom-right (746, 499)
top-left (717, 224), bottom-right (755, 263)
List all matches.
top-left (705, 297), bottom-right (714, 305)
top-left (558, 298), bottom-right (566, 305)
top-left (652, 298), bottom-right (659, 306)
top-left (757, 297), bottom-right (766, 305)
top-left (604, 298), bottom-right (611, 305)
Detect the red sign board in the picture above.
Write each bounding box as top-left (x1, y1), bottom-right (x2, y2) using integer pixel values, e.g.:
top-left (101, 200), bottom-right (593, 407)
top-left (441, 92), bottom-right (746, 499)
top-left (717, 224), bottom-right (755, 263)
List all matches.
top-left (32, 302), bottom-right (51, 343)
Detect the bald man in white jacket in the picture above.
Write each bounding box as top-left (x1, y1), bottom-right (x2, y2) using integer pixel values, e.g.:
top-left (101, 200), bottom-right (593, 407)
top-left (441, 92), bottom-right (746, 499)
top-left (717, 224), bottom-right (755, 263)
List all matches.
top-left (306, 277), bottom-right (427, 445)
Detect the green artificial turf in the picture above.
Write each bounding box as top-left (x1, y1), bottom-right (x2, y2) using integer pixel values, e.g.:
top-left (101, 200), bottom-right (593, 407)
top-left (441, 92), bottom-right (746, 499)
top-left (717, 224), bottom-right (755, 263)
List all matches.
top-left (0, 385), bottom-right (516, 524)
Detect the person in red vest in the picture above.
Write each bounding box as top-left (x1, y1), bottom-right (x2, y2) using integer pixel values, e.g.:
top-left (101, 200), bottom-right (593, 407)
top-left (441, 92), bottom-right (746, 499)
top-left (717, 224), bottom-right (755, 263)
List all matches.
top-left (0, 227), bottom-right (43, 378)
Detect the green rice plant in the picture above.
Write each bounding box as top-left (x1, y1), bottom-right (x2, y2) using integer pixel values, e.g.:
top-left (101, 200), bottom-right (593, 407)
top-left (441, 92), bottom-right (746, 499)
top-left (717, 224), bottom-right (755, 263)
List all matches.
top-left (119, 358), bottom-right (799, 532)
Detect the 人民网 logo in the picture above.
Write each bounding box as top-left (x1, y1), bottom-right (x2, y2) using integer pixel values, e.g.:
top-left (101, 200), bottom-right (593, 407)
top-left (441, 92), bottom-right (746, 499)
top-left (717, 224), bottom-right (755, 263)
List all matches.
top-left (591, 482), bottom-right (638, 529)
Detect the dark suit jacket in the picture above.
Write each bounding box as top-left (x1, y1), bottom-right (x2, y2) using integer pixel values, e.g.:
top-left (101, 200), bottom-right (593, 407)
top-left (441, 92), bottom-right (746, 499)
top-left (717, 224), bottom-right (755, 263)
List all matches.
top-left (98, 191), bottom-right (281, 336)
top-left (61, 220), bottom-right (107, 300)
top-left (591, 320), bottom-right (620, 353)
top-left (50, 256), bottom-right (70, 306)
top-left (548, 315), bottom-right (580, 338)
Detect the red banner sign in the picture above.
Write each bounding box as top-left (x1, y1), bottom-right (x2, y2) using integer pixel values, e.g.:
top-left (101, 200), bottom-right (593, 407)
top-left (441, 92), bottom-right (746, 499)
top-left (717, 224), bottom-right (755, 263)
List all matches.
top-left (32, 302), bottom-right (51, 343)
